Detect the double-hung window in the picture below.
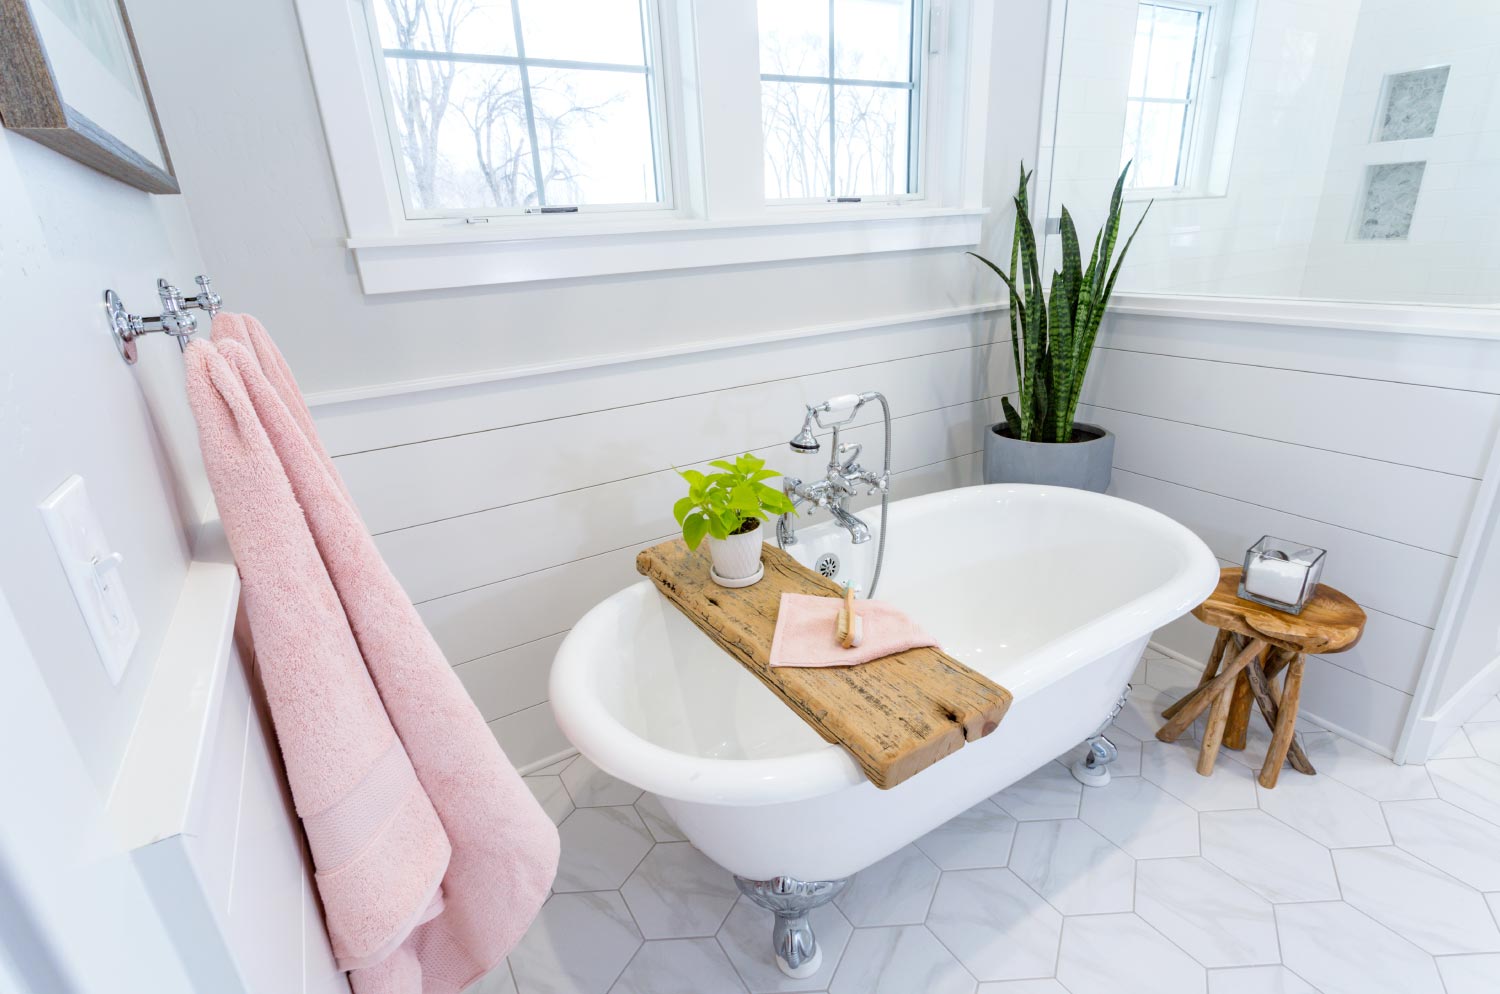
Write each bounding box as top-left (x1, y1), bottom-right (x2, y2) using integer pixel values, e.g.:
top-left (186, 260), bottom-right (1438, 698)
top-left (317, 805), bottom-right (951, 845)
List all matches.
top-left (300, 0), bottom-right (991, 291)
top-left (757, 0), bottom-right (922, 202)
top-left (366, 0), bottom-right (668, 217)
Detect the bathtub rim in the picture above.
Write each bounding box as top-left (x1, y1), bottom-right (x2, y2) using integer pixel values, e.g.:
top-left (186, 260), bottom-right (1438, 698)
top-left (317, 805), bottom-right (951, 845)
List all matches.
top-left (549, 483), bottom-right (1219, 807)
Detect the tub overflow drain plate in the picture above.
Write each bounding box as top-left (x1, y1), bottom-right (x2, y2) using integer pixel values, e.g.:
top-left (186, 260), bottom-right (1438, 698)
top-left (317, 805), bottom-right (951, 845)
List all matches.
top-left (814, 553), bottom-right (840, 578)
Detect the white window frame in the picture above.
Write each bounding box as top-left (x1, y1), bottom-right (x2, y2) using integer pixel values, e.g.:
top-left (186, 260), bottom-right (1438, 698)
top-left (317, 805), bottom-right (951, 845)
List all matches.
top-left (1121, 0), bottom-right (1238, 202)
top-left (292, 0), bottom-right (992, 292)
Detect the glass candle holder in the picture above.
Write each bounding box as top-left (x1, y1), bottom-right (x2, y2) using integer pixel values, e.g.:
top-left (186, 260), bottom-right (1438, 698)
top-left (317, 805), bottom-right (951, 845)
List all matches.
top-left (1239, 536), bottom-right (1326, 615)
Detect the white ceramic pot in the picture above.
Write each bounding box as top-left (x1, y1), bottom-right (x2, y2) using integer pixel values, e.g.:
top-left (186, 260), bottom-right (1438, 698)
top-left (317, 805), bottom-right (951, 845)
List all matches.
top-left (708, 521), bottom-right (764, 583)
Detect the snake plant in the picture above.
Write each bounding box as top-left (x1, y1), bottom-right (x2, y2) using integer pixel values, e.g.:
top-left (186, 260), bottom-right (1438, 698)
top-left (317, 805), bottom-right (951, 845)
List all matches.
top-left (969, 162), bottom-right (1150, 444)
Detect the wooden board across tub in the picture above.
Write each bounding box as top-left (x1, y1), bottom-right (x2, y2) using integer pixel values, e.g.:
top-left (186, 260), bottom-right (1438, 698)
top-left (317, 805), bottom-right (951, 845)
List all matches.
top-left (635, 538), bottom-right (1013, 789)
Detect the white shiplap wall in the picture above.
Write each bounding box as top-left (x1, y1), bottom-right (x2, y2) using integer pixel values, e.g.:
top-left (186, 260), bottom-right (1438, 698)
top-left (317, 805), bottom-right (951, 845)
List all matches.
top-left (314, 310), bottom-right (1014, 769)
top-left (1086, 306), bottom-right (1500, 754)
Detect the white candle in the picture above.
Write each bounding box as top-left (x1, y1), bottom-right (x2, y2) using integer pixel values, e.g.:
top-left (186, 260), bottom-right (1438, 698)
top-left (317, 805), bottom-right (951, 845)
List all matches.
top-left (1244, 556), bottom-right (1308, 606)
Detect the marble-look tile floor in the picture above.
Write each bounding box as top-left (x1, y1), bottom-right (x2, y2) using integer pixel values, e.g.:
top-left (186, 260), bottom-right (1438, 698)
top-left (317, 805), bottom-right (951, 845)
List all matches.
top-left (479, 649), bottom-right (1500, 994)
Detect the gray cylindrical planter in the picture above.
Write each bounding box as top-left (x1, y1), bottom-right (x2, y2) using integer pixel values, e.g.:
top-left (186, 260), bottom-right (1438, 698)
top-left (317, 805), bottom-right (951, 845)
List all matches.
top-left (982, 422), bottom-right (1115, 493)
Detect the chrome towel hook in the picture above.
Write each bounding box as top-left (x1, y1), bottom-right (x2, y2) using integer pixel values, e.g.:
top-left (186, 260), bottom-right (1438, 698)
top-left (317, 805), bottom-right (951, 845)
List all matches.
top-left (105, 275), bottom-right (224, 364)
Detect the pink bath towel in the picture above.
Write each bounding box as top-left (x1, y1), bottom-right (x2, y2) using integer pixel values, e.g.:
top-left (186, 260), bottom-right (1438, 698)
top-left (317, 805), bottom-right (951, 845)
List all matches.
top-left (769, 592), bottom-right (938, 667)
top-left (186, 314), bottom-right (558, 994)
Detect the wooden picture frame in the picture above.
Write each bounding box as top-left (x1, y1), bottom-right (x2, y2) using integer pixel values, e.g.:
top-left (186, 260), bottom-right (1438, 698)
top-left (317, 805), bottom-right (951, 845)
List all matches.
top-left (0, 0), bottom-right (177, 194)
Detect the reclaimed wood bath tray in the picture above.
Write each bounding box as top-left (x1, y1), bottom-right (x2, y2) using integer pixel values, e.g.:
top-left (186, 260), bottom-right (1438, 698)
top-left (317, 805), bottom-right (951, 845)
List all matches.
top-left (635, 539), bottom-right (1013, 789)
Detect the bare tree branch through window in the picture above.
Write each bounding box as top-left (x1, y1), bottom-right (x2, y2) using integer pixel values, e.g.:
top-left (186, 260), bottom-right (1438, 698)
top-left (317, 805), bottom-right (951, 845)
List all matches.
top-left (758, 0), bottom-right (917, 201)
top-left (371, 0), bottom-right (662, 214)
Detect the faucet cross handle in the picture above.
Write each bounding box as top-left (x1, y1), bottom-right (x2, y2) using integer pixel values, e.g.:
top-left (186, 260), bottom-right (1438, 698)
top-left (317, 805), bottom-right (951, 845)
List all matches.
top-left (837, 441), bottom-right (863, 474)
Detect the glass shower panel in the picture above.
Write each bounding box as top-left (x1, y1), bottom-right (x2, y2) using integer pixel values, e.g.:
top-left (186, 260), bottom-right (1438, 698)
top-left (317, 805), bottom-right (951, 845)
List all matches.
top-left (1038, 0), bottom-right (1499, 307)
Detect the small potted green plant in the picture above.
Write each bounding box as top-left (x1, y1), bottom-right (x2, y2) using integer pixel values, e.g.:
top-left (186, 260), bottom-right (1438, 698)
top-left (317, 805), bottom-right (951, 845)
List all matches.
top-left (674, 453), bottom-right (796, 587)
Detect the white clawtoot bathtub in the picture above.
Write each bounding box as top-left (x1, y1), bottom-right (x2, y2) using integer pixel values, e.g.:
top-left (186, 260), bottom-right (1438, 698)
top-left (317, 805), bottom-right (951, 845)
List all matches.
top-left (551, 484), bottom-right (1217, 972)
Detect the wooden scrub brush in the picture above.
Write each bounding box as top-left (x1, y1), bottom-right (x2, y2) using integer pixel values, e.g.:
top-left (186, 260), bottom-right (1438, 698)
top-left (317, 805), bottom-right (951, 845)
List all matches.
top-left (835, 582), bottom-right (864, 649)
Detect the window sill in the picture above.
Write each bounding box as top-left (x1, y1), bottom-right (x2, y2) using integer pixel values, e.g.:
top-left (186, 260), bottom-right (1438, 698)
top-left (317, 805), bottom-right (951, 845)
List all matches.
top-left (345, 206), bottom-right (987, 294)
top-left (1123, 189), bottom-right (1227, 204)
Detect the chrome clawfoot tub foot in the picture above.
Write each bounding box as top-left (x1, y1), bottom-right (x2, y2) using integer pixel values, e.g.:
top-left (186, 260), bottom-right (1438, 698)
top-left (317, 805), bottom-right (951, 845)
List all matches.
top-left (734, 875), bottom-right (848, 978)
top-left (1072, 683), bottom-right (1132, 787)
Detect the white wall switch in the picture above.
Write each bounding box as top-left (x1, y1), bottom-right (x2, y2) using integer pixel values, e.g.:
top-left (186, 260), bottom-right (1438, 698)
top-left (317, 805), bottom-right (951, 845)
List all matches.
top-left (39, 476), bottom-right (140, 684)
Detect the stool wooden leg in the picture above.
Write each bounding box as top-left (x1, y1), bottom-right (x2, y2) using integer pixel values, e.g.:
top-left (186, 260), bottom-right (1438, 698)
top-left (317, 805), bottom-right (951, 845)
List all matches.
top-left (1245, 656), bottom-right (1315, 777)
top-left (1198, 682), bottom-right (1235, 775)
top-left (1223, 668), bottom-right (1255, 751)
top-left (1264, 648), bottom-right (1291, 703)
top-left (1260, 654), bottom-right (1305, 788)
top-left (1163, 630), bottom-right (1230, 721)
top-left (1158, 638), bottom-right (1266, 744)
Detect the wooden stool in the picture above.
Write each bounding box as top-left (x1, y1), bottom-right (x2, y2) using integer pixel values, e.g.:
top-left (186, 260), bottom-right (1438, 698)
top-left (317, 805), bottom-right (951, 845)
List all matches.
top-left (1157, 568), bottom-right (1366, 788)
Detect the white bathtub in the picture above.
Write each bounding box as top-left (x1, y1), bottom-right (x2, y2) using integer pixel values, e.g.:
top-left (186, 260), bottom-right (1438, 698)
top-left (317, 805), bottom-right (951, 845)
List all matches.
top-left (550, 484), bottom-right (1218, 883)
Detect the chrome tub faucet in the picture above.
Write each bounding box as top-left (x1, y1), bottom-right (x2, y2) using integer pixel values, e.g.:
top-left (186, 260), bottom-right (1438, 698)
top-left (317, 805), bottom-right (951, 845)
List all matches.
top-left (777, 393), bottom-right (891, 549)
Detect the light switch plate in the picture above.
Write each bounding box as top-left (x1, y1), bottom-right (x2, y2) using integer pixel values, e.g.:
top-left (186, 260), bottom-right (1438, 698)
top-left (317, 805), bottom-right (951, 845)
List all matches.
top-left (39, 476), bottom-right (139, 684)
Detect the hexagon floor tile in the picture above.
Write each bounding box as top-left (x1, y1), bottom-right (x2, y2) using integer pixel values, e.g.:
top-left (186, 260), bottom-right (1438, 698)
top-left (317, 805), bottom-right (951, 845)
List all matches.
top-left (1305, 734), bottom-right (1436, 802)
top-left (1206, 965), bottom-right (1316, 993)
top-left (976, 981), bottom-right (1069, 994)
top-left (1135, 857), bottom-right (1278, 968)
top-left (1078, 775), bottom-right (1200, 858)
top-left (1427, 757), bottom-right (1500, 826)
top-left (913, 799), bottom-right (1018, 870)
top-left (1255, 772), bottom-right (1391, 849)
top-left (1467, 720), bottom-right (1500, 763)
top-left (561, 755), bottom-right (645, 807)
top-left (1056, 913), bottom-right (1206, 994)
top-left (609, 938), bottom-right (747, 994)
top-left (1383, 799), bottom-right (1500, 891)
top-left (992, 762), bottom-right (1082, 821)
top-left (509, 648), bottom-right (1500, 994)
top-left (633, 792), bottom-right (686, 842)
top-left (832, 844), bottom-right (940, 927)
top-left (1140, 738), bottom-right (1259, 811)
top-left (826, 926), bottom-right (973, 994)
top-left (554, 805), bottom-right (654, 893)
top-left (1276, 902), bottom-right (1445, 994)
top-left (1199, 808), bottom-right (1341, 904)
top-left (1009, 819), bottom-right (1135, 916)
top-left (510, 892), bottom-right (643, 994)
top-left (621, 842), bottom-right (740, 938)
top-left (526, 775), bottom-right (575, 826)
top-left (926, 868), bottom-right (1061, 981)
top-left (1331, 846), bottom-right (1500, 955)
top-left (1437, 953), bottom-right (1500, 994)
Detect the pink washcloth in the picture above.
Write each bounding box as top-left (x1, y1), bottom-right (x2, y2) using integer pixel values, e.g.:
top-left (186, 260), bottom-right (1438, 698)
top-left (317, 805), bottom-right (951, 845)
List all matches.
top-left (769, 592), bottom-right (938, 667)
top-left (185, 313), bottom-right (558, 994)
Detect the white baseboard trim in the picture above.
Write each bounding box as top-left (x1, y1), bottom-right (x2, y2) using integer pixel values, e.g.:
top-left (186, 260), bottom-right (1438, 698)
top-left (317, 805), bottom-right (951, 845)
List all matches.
top-left (1145, 640), bottom-right (1207, 672)
top-left (1145, 640), bottom-right (1397, 759)
top-left (518, 747), bottom-right (579, 777)
top-left (1403, 653), bottom-right (1500, 764)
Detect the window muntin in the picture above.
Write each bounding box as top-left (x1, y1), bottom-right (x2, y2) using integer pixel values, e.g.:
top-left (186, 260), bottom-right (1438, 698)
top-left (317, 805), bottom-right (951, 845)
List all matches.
top-left (366, 0), bottom-right (668, 217)
top-left (1120, 2), bottom-right (1209, 191)
top-left (758, 0), bottom-right (921, 202)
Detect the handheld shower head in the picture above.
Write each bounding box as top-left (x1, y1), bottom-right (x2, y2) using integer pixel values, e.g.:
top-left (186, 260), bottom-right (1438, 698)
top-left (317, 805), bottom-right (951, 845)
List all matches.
top-left (790, 409), bottom-right (820, 453)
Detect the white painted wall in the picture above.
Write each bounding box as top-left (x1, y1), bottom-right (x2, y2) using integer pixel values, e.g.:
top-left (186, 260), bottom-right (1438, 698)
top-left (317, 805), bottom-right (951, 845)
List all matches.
top-left (0, 590), bottom-right (193, 994)
top-left (143, 0), bottom-right (1052, 768)
top-left (1087, 310), bottom-right (1500, 754)
top-left (0, 128), bottom-right (211, 790)
top-left (1302, 0), bottom-right (1500, 306)
top-left (1042, 0), bottom-right (1364, 297)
